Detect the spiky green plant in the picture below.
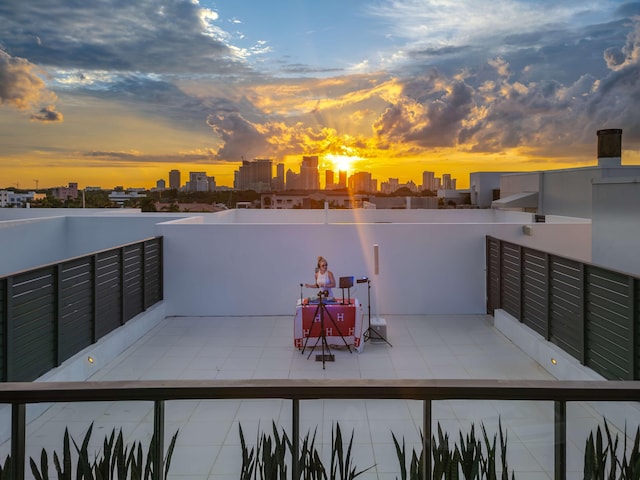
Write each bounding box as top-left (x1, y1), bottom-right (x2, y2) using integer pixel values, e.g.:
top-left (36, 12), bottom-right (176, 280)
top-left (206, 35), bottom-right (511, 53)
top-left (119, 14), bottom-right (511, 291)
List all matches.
top-left (618, 425), bottom-right (640, 480)
top-left (584, 419), bottom-right (640, 480)
top-left (297, 426), bottom-right (325, 480)
top-left (393, 419), bottom-right (515, 480)
top-left (0, 455), bottom-right (11, 480)
top-left (432, 423), bottom-right (459, 480)
top-left (29, 423), bottom-right (178, 480)
top-left (457, 424), bottom-right (481, 479)
top-left (239, 421), bottom-right (372, 480)
top-left (240, 423), bottom-right (257, 480)
top-left (392, 431), bottom-right (424, 480)
top-left (330, 422), bottom-right (374, 480)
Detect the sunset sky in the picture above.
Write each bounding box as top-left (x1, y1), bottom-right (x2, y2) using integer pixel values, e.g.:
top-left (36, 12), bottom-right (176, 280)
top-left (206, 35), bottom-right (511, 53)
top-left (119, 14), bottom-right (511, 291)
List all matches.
top-left (1, 0), bottom-right (639, 190)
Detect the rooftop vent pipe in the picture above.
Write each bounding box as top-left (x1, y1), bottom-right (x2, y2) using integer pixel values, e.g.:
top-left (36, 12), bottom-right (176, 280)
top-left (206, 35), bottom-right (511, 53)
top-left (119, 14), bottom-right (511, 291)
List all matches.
top-left (597, 128), bottom-right (622, 167)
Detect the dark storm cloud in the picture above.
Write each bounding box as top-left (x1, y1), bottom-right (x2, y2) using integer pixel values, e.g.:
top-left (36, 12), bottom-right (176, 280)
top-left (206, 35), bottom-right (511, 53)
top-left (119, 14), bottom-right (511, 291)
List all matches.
top-left (0, 0), bottom-right (246, 75)
top-left (206, 111), bottom-right (272, 161)
top-left (373, 78), bottom-right (474, 148)
top-left (31, 105), bottom-right (63, 122)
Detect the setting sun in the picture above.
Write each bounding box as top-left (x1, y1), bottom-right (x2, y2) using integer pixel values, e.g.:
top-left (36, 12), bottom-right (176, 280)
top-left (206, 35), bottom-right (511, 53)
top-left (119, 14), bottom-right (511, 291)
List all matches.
top-left (325, 153), bottom-right (359, 174)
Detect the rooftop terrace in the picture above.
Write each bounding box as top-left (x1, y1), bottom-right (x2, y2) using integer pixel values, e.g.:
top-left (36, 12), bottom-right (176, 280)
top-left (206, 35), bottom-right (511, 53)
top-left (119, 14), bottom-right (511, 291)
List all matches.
top-left (0, 208), bottom-right (637, 480)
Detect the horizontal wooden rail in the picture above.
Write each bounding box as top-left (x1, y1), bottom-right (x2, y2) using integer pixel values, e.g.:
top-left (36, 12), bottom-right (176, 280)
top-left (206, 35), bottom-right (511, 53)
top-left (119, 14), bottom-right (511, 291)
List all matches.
top-left (2, 379), bottom-right (639, 480)
top-left (1, 378), bottom-right (639, 402)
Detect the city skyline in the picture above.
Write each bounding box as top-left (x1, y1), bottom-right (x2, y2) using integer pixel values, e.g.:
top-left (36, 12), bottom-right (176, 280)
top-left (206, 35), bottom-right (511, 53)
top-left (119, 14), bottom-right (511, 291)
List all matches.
top-left (1, 1), bottom-right (640, 190)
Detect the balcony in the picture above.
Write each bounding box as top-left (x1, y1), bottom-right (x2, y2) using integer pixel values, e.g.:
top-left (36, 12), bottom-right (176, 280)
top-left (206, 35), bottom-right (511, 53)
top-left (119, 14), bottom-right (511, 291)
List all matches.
top-left (0, 208), bottom-right (638, 480)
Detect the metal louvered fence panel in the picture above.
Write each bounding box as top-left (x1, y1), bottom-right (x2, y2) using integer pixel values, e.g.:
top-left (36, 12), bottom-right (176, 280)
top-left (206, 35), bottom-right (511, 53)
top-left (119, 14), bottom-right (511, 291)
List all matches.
top-left (0, 237), bottom-right (163, 382)
top-left (585, 266), bottom-right (633, 380)
top-left (9, 267), bottom-right (57, 381)
top-left (522, 249), bottom-right (548, 338)
top-left (487, 236), bottom-right (639, 380)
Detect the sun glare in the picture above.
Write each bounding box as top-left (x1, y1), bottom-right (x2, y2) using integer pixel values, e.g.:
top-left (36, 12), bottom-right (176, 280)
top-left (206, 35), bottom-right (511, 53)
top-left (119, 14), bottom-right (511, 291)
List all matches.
top-left (325, 153), bottom-right (358, 174)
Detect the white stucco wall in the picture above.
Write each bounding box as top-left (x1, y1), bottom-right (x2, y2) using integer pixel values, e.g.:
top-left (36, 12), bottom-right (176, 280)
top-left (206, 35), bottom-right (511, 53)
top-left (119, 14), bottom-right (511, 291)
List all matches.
top-left (0, 218), bottom-right (68, 275)
top-left (592, 176), bottom-right (640, 276)
top-left (469, 172), bottom-right (512, 208)
top-left (159, 212), bottom-right (591, 316)
top-left (0, 212), bottom-right (194, 276)
top-left (499, 166), bottom-right (640, 218)
top-left (1, 209), bottom-right (592, 315)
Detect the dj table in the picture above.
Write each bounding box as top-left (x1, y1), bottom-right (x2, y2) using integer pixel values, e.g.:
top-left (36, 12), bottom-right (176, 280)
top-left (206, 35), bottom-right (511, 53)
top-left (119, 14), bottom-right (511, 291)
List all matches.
top-left (294, 298), bottom-right (364, 353)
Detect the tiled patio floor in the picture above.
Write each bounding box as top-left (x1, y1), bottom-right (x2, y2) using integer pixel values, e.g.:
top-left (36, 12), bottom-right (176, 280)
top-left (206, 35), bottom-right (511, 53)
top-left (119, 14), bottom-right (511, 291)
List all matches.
top-left (0, 315), bottom-right (618, 479)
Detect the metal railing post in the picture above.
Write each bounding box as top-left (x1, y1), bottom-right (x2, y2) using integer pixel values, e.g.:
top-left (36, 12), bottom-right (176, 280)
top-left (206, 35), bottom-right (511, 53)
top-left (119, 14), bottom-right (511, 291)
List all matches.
top-left (154, 400), bottom-right (165, 480)
top-left (554, 400), bottom-right (566, 480)
top-left (11, 403), bottom-right (25, 480)
top-left (292, 399), bottom-right (300, 480)
top-left (423, 399), bottom-right (432, 480)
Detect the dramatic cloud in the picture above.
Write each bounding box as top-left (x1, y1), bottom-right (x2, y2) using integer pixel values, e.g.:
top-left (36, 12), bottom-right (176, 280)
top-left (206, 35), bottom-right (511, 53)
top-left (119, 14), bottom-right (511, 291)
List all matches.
top-left (0, 0), bottom-right (248, 75)
top-left (604, 15), bottom-right (640, 70)
top-left (31, 105), bottom-right (63, 122)
top-left (2, 0), bottom-right (640, 188)
top-left (0, 50), bottom-right (59, 114)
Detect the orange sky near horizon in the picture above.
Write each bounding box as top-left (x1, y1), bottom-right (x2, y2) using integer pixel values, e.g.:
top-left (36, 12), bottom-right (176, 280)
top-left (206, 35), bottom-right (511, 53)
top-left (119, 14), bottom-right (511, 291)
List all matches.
top-left (1, 146), bottom-right (622, 192)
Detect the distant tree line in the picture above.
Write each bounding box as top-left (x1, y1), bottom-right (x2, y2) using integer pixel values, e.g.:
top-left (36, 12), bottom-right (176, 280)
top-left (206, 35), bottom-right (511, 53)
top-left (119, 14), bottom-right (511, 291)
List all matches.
top-left (20, 187), bottom-right (435, 211)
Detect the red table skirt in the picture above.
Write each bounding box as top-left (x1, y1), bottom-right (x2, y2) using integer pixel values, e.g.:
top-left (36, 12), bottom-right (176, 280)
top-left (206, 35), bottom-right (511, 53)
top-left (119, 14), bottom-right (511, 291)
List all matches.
top-left (294, 298), bottom-right (364, 352)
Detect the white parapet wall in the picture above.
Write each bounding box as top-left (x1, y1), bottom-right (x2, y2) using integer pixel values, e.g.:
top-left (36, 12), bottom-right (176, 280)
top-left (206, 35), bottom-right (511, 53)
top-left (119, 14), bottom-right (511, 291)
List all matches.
top-left (158, 210), bottom-right (591, 317)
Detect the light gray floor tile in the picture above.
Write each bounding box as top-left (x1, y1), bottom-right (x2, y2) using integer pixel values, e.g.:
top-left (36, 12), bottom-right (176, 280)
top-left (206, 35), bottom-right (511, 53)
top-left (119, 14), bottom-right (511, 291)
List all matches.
top-left (2, 314), bottom-right (615, 479)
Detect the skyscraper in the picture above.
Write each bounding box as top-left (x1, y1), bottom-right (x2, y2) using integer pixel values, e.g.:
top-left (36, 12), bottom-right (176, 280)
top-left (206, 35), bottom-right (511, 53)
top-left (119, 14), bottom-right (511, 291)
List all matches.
top-left (422, 171), bottom-right (435, 191)
top-left (236, 159), bottom-right (273, 192)
top-left (338, 170), bottom-right (347, 189)
top-left (169, 170), bottom-right (181, 190)
top-left (325, 170), bottom-right (334, 190)
top-left (349, 172), bottom-right (374, 193)
top-left (272, 163), bottom-right (285, 191)
top-left (442, 174), bottom-right (453, 190)
top-left (300, 156), bottom-right (319, 190)
top-left (188, 172), bottom-right (209, 192)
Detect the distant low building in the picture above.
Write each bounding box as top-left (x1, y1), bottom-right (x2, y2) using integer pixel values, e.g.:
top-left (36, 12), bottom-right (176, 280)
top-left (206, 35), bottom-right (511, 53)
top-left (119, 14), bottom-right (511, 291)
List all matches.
top-left (0, 190), bottom-right (45, 207)
top-left (51, 182), bottom-right (78, 200)
top-left (108, 190), bottom-right (146, 205)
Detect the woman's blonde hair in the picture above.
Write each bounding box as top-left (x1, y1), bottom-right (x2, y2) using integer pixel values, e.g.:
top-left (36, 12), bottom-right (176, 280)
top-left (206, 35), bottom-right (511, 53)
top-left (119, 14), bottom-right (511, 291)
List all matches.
top-left (317, 256), bottom-right (328, 268)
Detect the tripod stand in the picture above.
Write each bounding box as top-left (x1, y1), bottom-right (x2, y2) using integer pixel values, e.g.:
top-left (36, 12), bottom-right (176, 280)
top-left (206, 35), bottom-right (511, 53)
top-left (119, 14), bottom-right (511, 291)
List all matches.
top-left (362, 279), bottom-right (392, 346)
top-left (301, 290), bottom-right (353, 369)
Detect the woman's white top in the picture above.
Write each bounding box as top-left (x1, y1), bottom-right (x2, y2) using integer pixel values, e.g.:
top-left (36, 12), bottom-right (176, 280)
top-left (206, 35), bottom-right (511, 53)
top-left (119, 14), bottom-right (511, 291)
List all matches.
top-left (316, 271), bottom-right (333, 297)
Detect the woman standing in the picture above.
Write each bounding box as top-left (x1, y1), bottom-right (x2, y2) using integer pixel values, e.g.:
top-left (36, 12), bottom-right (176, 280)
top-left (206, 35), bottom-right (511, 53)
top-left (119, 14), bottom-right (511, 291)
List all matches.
top-left (305, 256), bottom-right (336, 298)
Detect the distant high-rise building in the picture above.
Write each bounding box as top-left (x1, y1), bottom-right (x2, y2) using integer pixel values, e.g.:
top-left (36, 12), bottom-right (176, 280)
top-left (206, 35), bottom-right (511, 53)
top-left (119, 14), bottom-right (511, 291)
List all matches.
top-left (442, 174), bottom-right (453, 190)
top-left (156, 179), bottom-right (166, 190)
top-left (422, 171), bottom-right (436, 191)
top-left (380, 178), bottom-right (399, 194)
top-left (273, 163), bottom-right (285, 191)
top-left (286, 168), bottom-right (301, 190)
top-left (349, 172), bottom-right (374, 193)
top-left (169, 170), bottom-right (181, 190)
top-left (300, 156), bottom-right (319, 190)
top-left (236, 159), bottom-right (273, 192)
top-left (325, 170), bottom-right (335, 190)
top-left (338, 170), bottom-right (347, 189)
top-left (187, 172), bottom-right (209, 192)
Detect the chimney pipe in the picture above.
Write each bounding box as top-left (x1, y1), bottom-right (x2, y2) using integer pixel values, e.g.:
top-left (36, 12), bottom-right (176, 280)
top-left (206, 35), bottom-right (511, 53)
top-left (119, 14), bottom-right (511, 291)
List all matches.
top-left (597, 129), bottom-right (622, 167)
